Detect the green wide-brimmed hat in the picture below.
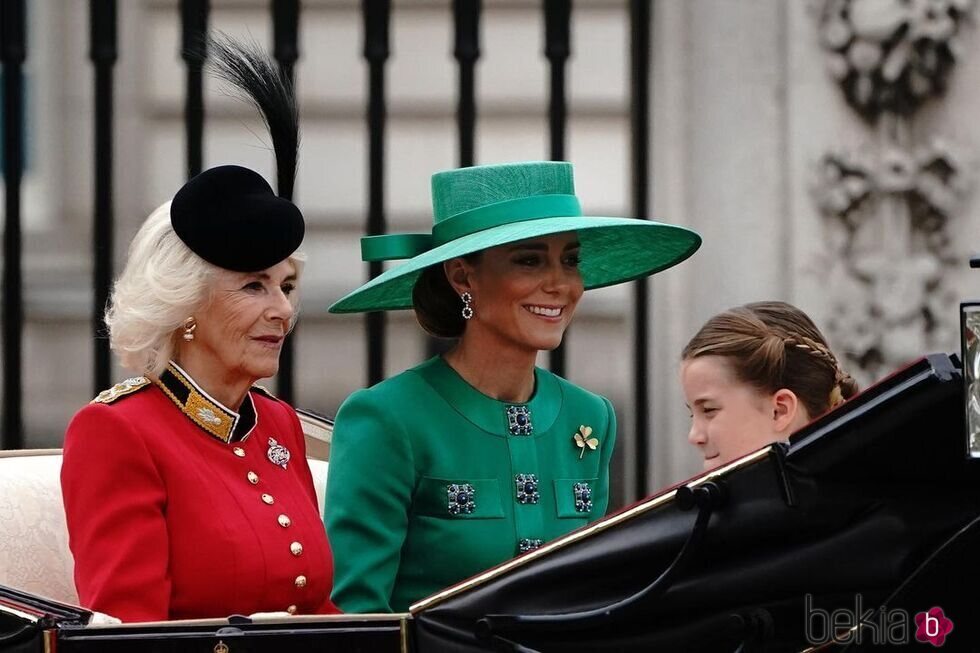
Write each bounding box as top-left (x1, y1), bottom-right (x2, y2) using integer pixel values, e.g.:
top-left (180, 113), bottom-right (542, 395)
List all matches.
top-left (328, 161), bottom-right (701, 313)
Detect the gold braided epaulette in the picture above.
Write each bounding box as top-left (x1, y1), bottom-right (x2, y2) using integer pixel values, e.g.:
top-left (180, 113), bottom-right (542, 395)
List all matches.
top-left (250, 384), bottom-right (279, 401)
top-left (92, 377), bottom-right (151, 404)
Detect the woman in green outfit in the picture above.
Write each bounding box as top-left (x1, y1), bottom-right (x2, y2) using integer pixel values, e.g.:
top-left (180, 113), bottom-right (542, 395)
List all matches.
top-left (324, 161), bottom-right (701, 613)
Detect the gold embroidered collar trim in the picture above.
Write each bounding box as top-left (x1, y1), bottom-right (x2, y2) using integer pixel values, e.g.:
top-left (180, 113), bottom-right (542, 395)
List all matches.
top-left (154, 361), bottom-right (257, 444)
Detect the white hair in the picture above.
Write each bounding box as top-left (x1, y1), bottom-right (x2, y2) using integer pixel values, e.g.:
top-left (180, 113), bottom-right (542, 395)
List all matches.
top-left (106, 201), bottom-right (305, 378)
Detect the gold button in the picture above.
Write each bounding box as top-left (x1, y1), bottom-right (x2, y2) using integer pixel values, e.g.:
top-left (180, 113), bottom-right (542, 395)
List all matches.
top-left (261, 493), bottom-right (274, 505)
top-left (287, 605), bottom-right (297, 615)
top-left (247, 471), bottom-right (259, 485)
top-left (278, 514), bottom-right (291, 527)
top-left (294, 575), bottom-right (307, 588)
top-left (233, 447), bottom-right (246, 458)
top-left (290, 541), bottom-right (303, 556)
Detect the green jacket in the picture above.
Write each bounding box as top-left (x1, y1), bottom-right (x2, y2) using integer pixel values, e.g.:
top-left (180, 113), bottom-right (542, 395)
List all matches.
top-left (324, 356), bottom-right (616, 613)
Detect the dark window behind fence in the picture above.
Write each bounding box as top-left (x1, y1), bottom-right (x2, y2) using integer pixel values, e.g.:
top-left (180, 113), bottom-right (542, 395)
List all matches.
top-left (1, 1), bottom-right (655, 500)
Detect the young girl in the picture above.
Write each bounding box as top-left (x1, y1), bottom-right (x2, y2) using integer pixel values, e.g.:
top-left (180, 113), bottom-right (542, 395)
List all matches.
top-left (681, 301), bottom-right (858, 470)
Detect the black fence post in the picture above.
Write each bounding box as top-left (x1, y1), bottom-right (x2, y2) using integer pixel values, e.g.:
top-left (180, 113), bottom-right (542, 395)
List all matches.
top-left (90, 0), bottom-right (118, 394)
top-left (630, 0), bottom-right (651, 499)
top-left (426, 0), bottom-right (483, 360)
top-left (1, 0), bottom-right (26, 449)
top-left (273, 0), bottom-right (300, 85)
top-left (454, 0), bottom-right (480, 168)
top-left (544, 0), bottom-right (570, 378)
top-left (363, 0), bottom-right (390, 386)
top-left (273, 0), bottom-right (300, 403)
top-left (181, 0), bottom-right (208, 180)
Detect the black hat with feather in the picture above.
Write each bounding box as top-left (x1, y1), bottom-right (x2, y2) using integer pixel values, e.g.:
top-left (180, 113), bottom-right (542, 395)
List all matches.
top-left (171, 35), bottom-right (304, 272)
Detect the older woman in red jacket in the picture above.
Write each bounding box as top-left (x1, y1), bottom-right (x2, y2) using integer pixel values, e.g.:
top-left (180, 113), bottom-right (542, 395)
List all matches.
top-left (60, 39), bottom-right (338, 622)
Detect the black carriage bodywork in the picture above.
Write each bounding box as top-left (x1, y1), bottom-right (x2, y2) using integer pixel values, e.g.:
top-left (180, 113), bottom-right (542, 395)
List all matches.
top-left (410, 353), bottom-right (980, 651)
top-left (3, 354), bottom-right (979, 652)
top-left (0, 594), bottom-right (410, 653)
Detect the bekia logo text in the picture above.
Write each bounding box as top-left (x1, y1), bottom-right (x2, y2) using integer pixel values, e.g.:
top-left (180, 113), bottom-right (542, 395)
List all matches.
top-left (805, 595), bottom-right (953, 647)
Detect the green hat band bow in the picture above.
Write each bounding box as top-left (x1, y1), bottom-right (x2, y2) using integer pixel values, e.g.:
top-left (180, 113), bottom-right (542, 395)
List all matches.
top-left (361, 193), bottom-right (583, 262)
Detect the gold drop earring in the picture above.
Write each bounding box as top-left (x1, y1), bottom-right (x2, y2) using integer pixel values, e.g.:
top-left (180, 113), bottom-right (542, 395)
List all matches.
top-left (182, 317), bottom-right (197, 342)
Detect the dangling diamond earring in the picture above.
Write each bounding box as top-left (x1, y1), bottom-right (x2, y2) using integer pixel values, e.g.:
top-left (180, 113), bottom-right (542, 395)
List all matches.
top-left (182, 317), bottom-right (197, 342)
top-left (461, 292), bottom-right (474, 320)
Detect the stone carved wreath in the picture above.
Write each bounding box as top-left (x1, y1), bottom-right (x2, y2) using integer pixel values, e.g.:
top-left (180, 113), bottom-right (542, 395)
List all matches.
top-left (812, 0), bottom-right (974, 384)
top-left (817, 0), bottom-right (974, 121)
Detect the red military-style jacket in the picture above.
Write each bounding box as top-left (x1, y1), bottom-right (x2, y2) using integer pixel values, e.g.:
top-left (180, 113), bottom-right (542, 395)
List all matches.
top-left (61, 362), bottom-right (339, 622)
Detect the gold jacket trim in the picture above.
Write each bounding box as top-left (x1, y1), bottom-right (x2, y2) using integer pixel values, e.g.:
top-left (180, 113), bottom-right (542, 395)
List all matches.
top-left (91, 377), bottom-right (151, 404)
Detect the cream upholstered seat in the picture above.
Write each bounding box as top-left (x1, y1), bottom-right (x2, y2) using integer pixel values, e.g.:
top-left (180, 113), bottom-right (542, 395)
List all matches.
top-left (0, 414), bottom-right (332, 607)
top-left (297, 408), bottom-right (333, 517)
top-left (0, 449), bottom-right (78, 604)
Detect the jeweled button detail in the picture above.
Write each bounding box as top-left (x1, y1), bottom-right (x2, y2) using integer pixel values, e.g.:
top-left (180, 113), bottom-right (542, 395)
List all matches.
top-left (287, 605), bottom-right (297, 615)
top-left (247, 471), bottom-right (259, 485)
top-left (233, 447), bottom-right (246, 458)
top-left (447, 483), bottom-right (476, 515)
top-left (505, 405), bottom-right (533, 436)
top-left (261, 493), bottom-right (274, 505)
top-left (518, 538), bottom-right (543, 553)
top-left (573, 482), bottom-right (593, 513)
top-left (294, 575), bottom-right (307, 588)
top-left (290, 542), bottom-right (303, 556)
top-left (278, 514), bottom-right (291, 527)
top-left (515, 474), bottom-right (539, 504)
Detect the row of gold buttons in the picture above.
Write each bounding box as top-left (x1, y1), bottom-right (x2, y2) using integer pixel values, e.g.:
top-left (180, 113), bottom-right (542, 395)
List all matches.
top-left (233, 444), bottom-right (308, 613)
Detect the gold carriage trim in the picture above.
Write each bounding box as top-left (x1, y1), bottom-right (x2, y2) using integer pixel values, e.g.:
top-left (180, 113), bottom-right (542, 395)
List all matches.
top-left (91, 377), bottom-right (151, 404)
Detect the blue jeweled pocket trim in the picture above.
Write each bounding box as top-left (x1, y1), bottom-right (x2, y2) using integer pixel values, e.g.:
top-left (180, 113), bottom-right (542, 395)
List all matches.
top-left (447, 483), bottom-right (476, 515)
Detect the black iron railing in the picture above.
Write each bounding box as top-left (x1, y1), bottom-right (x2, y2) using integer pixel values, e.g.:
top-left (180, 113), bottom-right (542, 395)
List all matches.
top-left (454, 0), bottom-right (480, 170)
top-left (90, 0), bottom-right (117, 395)
top-left (363, 0), bottom-right (390, 386)
top-left (630, 0), bottom-right (652, 497)
top-left (545, 0), bottom-right (571, 378)
top-left (0, 1), bottom-right (655, 498)
top-left (181, 0), bottom-right (208, 180)
top-left (272, 0), bottom-right (301, 403)
top-left (427, 0), bottom-right (482, 360)
top-left (2, 0), bottom-right (26, 450)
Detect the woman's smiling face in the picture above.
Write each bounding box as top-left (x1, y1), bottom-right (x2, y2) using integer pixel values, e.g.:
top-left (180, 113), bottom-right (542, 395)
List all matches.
top-left (452, 232), bottom-right (584, 353)
top-left (190, 258), bottom-right (299, 385)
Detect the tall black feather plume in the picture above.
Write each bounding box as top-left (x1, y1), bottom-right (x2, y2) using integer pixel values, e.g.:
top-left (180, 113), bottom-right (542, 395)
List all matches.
top-left (207, 33), bottom-right (299, 201)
